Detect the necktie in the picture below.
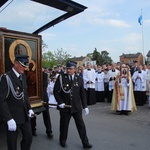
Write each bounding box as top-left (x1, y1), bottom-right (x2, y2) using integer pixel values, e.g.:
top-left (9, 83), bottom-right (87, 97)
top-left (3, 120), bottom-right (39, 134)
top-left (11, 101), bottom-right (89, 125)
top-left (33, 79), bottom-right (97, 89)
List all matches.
top-left (70, 75), bottom-right (72, 81)
top-left (70, 75), bottom-right (73, 85)
top-left (19, 75), bottom-right (22, 80)
top-left (18, 75), bottom-right (22, 85)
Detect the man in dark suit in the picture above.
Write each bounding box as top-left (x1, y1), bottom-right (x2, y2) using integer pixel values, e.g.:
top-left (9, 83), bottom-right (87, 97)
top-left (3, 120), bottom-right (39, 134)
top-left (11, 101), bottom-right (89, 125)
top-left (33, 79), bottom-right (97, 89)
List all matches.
top-left (31, 68), bottom-right (53, 138)
top-left (0, 55), bottom-right (34, 150)
top-left (54, 61), bottom-right (92, 149)
top-left (130, 60), bottom-right (138, 76)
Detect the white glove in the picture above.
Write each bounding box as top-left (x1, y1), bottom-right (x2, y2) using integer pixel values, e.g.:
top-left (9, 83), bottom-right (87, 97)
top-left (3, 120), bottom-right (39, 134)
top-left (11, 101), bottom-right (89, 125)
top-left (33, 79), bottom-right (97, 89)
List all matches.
top-left (84, 108), bottom-right (89, 115)
top-left (59, 103), bottom-right (65, 108)
top-left (7, 119), bottom-right (17, 131)
top-left (28, 109), bottom-right (34, 118)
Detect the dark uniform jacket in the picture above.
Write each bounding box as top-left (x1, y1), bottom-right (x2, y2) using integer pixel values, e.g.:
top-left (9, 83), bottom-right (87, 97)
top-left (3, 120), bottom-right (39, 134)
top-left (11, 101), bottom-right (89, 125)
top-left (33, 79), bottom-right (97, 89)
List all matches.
top-left (43, 72), bottom-right (49, 103)
top-left (130, 67), bottom-right (138, 76)
top-left (0, 69), bottom-right (31, 124)
top-left (53, 73), bottom-right (87, 113)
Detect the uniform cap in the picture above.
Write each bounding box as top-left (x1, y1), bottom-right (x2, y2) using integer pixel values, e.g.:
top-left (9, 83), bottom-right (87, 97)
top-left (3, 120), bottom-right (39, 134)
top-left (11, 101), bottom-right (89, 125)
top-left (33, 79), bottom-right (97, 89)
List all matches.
top-left (66, 61), bottom-right (77, 68)
top-left (15, 55), bottom-right (29, 67)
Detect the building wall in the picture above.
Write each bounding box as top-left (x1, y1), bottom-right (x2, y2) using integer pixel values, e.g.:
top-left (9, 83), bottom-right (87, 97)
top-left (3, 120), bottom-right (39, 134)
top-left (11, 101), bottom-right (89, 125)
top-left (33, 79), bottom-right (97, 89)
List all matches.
top-left (120, 54), bottom-right (143, 66)
top-left (72, 56), bottom-right (91, 67)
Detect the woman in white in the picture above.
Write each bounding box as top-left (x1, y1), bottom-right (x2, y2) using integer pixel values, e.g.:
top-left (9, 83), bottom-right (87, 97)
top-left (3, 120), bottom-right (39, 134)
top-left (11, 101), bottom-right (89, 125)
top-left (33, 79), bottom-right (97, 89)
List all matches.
top-left (111, 64), bottom-right (137, 115)
top-left (47, 75), bottom-right (58, 108)
top-left (95, 65), bottom-right (105, 102)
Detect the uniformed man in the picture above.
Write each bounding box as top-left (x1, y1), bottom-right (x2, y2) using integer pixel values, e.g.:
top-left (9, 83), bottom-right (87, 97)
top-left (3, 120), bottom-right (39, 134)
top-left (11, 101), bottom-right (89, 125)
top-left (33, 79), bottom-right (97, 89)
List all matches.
top-left (31, 68), bottom-right (53, 138)
top-left (53, 61), bottom-right (92, 149)
top-left (0, 55), bottom-right (34, 150)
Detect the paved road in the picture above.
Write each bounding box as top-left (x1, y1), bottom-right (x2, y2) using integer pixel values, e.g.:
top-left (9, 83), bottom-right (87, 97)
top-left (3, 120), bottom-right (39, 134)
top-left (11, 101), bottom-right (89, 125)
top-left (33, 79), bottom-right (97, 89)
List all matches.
top-left (1, 102), bottom-right (150, 150)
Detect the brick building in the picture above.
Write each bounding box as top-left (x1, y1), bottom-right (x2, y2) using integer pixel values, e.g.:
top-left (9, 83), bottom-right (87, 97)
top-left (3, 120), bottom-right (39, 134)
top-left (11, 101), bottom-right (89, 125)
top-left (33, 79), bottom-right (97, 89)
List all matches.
top-left (120, 52), bottom-right (143, 66)
top-left (69, 56), bottom-right (90, 67)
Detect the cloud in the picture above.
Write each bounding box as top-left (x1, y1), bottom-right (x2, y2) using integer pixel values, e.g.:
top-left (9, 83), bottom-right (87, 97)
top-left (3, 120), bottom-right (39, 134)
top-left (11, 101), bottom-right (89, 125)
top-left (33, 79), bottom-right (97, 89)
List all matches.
top-left (106, 19), bottom-right (131, 27)
top-left (121, 33), bottom-right (141, 43)
top-left (40, 32), bottom-right (56, 41)
top-left (0, 0), bottom-right (63, 32)
top-left (144, 19), bottom-right (150, 25)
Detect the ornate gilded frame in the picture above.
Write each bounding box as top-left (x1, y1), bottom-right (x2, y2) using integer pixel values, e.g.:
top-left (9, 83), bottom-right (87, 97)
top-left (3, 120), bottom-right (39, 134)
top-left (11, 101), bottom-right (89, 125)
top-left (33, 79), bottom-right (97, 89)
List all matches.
top-left (0, 29), bottom-right (42, 105)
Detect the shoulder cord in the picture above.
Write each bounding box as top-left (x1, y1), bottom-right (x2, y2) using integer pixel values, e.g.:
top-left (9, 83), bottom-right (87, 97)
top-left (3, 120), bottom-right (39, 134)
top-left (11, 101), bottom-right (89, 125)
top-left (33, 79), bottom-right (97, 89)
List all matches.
top-left (59, 74), bottom-right (71, 94)
top-left (5, 75), bottom-right (24, 99)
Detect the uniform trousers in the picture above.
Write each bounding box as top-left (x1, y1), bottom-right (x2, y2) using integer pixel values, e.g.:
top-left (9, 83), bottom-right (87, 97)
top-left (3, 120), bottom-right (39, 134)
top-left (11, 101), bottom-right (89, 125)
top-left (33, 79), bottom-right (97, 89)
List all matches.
top-left (31, 107), bottom-right (52, 135)
top-left (59, 111), bottom-right (89, 146)
top-left (6, 120), bottom-right (32, 150)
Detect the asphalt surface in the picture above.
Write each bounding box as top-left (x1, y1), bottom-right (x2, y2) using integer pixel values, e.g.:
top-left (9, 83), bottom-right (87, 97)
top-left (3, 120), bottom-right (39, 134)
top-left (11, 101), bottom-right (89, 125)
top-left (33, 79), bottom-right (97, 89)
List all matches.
top-left (0, 102), bottom-right (150, 150)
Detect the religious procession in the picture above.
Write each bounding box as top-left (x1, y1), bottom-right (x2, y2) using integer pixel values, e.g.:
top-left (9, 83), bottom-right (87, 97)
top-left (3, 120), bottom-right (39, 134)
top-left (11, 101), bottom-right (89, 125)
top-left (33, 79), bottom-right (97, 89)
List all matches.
top-left (1, 0), bottom-right (150, 150)
top-left (45, 60), bottom-right (150, 117)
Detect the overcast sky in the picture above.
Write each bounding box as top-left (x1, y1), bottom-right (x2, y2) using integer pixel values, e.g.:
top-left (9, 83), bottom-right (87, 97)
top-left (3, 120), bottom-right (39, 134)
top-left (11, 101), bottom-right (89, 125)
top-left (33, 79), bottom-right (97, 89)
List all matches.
top-left (0, 0), bottom-right (150, 62)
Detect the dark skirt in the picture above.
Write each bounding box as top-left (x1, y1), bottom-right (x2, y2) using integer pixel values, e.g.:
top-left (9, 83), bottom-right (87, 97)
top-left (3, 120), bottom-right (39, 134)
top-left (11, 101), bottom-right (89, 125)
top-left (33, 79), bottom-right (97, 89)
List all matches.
top-left (95, 91), bottom-right (105, 102)
top-left (104, 83), bottom-right (109, 99)
top-left (85, 88), bottom-right (96, 105)
top-left (134, 91), bottom-right (145, 106)
top-left (108, 90), bottom-right (113, 103)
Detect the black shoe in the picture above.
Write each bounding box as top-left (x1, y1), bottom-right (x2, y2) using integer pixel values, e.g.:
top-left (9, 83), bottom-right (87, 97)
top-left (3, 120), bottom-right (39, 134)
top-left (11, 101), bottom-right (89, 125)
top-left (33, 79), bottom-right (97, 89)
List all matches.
top-left (47, 133), bottom-right (53, 138)
top-left (124, 112), bottom-right (129, 116)
top-left (118, 110), bottom-right (123, 115)
top-left (60, 142), bottom-right (67, 148)
top-left (32, 131), bottom-right (37, 136)
top-left (83, 143), bottom-right (93, 149)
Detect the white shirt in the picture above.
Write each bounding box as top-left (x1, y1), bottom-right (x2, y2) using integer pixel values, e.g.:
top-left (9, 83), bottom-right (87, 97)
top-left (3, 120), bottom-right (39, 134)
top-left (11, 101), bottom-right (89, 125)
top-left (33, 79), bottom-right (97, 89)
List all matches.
top-left (12, 68), bottom-right (20, 78)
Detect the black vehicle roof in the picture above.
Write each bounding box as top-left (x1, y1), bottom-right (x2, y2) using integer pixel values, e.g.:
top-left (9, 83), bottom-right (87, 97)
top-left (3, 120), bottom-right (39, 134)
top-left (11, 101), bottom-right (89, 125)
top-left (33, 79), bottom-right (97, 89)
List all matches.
top-left (0, 0), bottom-right (87, 34)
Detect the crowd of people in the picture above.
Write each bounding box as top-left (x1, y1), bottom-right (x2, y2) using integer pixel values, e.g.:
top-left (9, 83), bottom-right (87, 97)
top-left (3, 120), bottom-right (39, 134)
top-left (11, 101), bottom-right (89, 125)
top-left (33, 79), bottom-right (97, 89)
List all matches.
top-left (46, 60), bottom-right (150, 116)
top-left (1, 54), bottom-right (150, 150)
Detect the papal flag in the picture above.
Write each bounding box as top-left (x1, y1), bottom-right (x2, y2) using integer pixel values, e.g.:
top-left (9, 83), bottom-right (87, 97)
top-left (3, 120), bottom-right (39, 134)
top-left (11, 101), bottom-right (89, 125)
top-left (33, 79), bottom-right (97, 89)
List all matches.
top-left (138, 15), bottom-right (142, 25)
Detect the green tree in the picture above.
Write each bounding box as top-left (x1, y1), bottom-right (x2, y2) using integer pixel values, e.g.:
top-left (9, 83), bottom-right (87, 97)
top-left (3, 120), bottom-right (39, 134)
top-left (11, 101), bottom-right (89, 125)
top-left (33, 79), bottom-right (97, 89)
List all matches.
top-left (100, 50), bottom-right (112, 64)
top-left (91, 48), bottom-right (112, 65)
top-left (91, 48), bottom-right (101, 65)
top-left (42, 40), bottom-right (48, 52)
top-left (54, 48), bottom-right (71, 65)
top-left (86, 53), bottom-right (93, 59)
top-left (42, 51), bottom-right (57, 68)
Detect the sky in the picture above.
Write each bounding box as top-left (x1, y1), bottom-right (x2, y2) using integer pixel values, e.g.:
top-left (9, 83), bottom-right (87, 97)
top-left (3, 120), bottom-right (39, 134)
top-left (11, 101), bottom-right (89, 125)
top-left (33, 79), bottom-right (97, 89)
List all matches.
top-left (0, 0), bottom-right (150, 62)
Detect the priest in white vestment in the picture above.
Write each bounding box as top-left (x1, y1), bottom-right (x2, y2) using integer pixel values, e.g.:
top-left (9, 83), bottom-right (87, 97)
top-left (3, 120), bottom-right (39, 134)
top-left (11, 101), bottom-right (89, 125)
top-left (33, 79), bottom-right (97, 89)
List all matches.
top-left (111, 64), bottom-right (137, 115)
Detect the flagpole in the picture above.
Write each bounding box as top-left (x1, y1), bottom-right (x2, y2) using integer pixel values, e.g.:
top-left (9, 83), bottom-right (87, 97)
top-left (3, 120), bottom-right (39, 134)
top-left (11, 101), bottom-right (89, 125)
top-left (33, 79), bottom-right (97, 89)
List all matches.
top-left (141, 9), bottom-right (145, 64)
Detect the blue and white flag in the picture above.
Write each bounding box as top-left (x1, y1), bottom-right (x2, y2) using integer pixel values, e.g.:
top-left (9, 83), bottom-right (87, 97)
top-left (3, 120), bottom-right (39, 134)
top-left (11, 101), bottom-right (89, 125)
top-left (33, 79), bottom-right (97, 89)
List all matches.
top-left (138, 15), bottom-right (142, 25)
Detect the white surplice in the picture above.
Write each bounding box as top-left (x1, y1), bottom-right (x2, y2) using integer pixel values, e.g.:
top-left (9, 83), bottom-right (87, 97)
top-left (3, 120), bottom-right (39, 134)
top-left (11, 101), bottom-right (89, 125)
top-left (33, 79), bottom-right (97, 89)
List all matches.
top-left (95, 72), bottom-right (105, 91)
top-left (83, 69), bottom-right (96, 89)
top-left (108, 69), bottom-right (120, 91)
top-left (132, 70), bottom-right (146, 91)
top-left (47, 81), bottom-right (57, 108)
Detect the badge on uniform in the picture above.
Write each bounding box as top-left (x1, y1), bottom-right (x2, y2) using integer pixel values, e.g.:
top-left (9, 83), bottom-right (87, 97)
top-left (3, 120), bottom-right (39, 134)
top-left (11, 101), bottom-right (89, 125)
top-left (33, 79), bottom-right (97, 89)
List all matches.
top-left (16, 87), bottom-right (20, 94)
top-left (74, 82), bottom-right (78, 87)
